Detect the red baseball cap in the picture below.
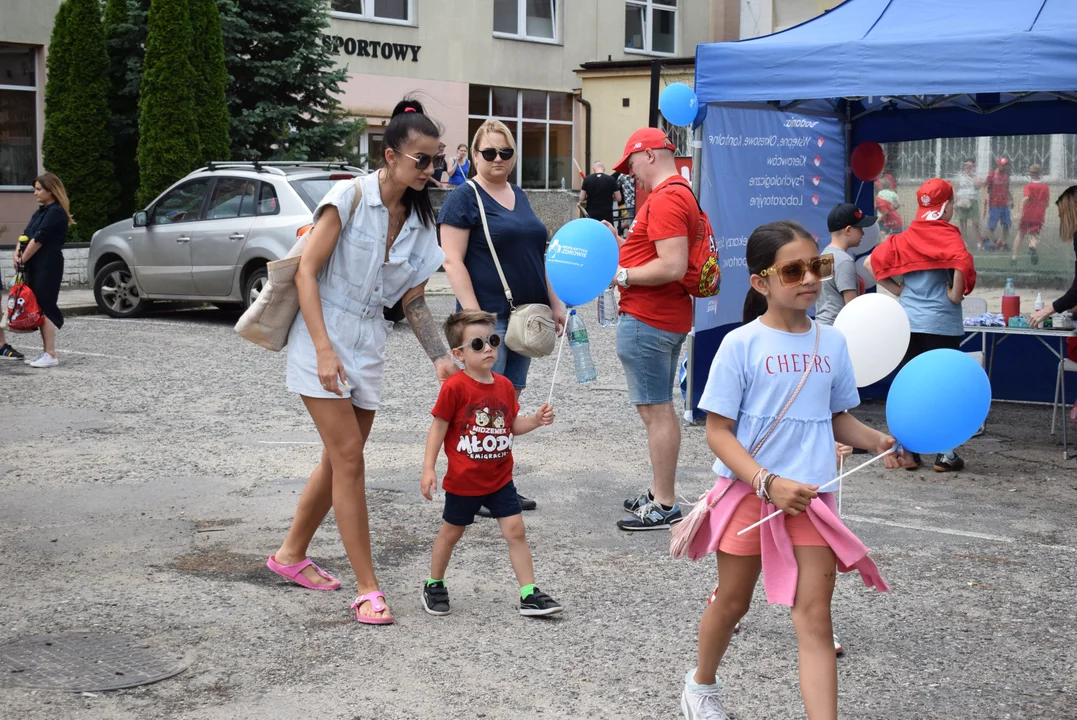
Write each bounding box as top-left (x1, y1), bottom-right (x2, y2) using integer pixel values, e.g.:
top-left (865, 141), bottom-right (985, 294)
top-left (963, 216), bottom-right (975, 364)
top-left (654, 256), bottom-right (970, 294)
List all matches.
top-left (915, 178), bottom-right (954, 221)
top-left (613, 128), bottom-right (677, 175)
top-left (997, 157), bottom-right (1009, 166)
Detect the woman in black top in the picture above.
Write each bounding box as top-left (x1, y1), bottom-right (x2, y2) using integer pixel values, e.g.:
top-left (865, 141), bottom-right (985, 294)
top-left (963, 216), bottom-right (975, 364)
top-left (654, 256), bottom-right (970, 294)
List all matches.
top-left (16, 172), bottom-right (72, 367)
top-left (1030, 186), bottom-right (1077, 327)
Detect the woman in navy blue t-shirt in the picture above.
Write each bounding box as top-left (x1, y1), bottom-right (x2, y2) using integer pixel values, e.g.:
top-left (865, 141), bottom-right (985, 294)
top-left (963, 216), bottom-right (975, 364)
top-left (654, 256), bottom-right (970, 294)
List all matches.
top-left (439, 119), bottom-right (566, 512)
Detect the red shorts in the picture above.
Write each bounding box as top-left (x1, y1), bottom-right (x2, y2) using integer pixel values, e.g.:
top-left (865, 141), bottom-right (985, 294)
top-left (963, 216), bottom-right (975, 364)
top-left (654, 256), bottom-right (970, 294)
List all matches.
top-left (717, 493), bottom-right (829, 556)
top-left (1020, 220), bottom-right (1043, 235)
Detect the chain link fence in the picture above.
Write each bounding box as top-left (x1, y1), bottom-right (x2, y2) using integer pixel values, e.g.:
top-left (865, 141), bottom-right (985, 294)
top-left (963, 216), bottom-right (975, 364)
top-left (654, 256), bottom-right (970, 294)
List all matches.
top-left (882, 134), bottom-right (1076, 290)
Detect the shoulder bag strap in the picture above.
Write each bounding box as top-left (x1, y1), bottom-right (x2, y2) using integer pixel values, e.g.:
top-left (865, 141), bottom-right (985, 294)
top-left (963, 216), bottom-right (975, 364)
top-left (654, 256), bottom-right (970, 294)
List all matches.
top-left (468, 180), bottom-right (514, 308)
top-left (748, 321), bottom-right (821, 457)
top-left (350, 175), bottom-right (364, 216)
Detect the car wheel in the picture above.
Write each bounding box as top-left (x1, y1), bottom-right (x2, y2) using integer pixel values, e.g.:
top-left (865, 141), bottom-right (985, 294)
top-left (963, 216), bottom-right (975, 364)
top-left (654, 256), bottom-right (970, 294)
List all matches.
top-left (94, 260), bottom-right (149, 318)
top-left (244, 266), bottom-right (268, 309)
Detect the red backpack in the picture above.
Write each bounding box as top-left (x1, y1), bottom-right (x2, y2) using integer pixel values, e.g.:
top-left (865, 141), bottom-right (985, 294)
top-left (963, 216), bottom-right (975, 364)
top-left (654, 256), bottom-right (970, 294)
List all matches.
top-left (648, 179), bottom-right (721, 298)
top-left (6, 270), bottom-right (45, 332)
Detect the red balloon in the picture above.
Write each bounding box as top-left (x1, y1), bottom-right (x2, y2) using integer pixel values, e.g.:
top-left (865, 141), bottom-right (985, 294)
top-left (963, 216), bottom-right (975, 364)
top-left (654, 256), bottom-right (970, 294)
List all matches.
top-left (850, 142), bottom-right (886, 182)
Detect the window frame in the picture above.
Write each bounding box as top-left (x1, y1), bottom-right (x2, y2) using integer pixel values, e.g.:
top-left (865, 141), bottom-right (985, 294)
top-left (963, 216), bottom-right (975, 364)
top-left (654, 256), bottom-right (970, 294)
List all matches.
top-left (204, 176), bottom-right (256, 221)
top-left (329, 0), bottom-right (416, 27)
top-left (492, 0), bottom-right (560, 45)
top-left (467, 85), bottom-right (574, 190)
top-left (624, 0), bottom-right (678, 57)
top-left (256, 181), bottom-right (281, 216)
top-left (0, 44), bottom-right (40, 191)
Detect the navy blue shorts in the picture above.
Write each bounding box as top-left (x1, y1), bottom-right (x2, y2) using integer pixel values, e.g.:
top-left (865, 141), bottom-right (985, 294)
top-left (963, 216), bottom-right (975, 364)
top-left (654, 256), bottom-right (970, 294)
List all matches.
top-left (443, 481), bottom-right (522, 526)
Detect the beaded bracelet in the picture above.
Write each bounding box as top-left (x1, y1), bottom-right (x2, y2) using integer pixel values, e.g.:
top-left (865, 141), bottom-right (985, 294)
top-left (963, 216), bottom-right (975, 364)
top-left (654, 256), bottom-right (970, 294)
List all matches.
top-left (763, 473), bottom-right (777, 503)
top-left (752, 468), bottom-right (768, 498)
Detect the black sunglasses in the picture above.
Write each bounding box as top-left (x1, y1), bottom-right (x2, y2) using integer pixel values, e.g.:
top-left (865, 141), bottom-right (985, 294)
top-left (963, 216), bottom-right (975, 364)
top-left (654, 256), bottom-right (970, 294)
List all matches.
top-left (478, 147), bottom-right (515, 162)
top-left (402, 152), bottom-right (434, 170)
top-left (456, 334), bottom-right (501, 352)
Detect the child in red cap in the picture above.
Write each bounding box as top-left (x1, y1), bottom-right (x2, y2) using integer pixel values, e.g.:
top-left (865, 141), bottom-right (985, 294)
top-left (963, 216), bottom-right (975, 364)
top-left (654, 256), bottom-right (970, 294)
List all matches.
top-left (866, 178), bottom-right (977, 472)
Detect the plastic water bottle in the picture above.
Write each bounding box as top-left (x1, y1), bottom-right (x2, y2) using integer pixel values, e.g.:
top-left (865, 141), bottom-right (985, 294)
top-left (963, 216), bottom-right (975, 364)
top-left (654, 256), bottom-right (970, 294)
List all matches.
top-left (597, 285), bottom-right (619, 327)
top-left (567, 309), bottom-right (597, 384)
top-left (1034, 292), bottom-right (1044, 311)
top-left (1004, 278), bottom-right (1016, 296)
top-left (560, 176), bottom-right (566, 190)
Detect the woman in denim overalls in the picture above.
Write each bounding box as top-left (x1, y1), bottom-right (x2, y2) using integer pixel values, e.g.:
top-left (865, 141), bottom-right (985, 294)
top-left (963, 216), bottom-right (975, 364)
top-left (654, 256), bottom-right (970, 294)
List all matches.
top-left (267, 101), bottom-right (455, 625)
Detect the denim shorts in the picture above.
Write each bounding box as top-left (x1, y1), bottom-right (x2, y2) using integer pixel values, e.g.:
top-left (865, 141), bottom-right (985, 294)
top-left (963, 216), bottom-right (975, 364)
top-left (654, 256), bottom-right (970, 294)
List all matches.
top-left (616, 313), bottom-right (687, 406)
top-left (443, 480), bottom-right (522, 526)
top-left (988, 205), bottom-right (1011, 230)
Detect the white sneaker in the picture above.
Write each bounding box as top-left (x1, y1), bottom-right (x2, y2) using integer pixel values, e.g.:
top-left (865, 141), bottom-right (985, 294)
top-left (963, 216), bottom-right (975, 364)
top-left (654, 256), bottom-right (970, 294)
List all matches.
top-left (24, 352), bottom-right (45, 365)
top-left (29, 353), bottom-right (58, 368)
top-left (681, 669), bottom-right (730, 720)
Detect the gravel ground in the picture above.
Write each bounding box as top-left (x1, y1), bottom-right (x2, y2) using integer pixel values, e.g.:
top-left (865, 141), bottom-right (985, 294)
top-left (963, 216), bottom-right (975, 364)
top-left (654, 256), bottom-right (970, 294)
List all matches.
top-left (1, 295), bottom-right (1075, 720)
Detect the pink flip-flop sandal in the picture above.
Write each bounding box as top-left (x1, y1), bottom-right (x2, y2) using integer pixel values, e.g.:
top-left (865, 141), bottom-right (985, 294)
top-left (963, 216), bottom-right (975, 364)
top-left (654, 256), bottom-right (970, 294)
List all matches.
top-left (351, 591), bottom-right (394, 625)
top-left (266, 555), bottom-right (341, 591)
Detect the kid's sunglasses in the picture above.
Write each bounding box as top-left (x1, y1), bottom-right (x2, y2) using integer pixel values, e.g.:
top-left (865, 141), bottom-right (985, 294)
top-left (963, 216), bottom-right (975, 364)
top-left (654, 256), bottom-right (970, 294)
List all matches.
top-left (456, 334), bottom-right (502, 352)
top-left (758, 255), bottom-right (834, 286)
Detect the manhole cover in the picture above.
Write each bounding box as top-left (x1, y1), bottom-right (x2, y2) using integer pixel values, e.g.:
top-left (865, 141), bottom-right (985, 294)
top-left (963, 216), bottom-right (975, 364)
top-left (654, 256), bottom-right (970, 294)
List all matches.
top-left (0, 633), bottom-right (188, 692)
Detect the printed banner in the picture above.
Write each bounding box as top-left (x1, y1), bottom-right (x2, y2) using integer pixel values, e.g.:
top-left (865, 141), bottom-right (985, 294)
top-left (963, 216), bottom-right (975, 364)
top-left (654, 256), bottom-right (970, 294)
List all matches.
top-left (694, 106), bottom-right (846, 331)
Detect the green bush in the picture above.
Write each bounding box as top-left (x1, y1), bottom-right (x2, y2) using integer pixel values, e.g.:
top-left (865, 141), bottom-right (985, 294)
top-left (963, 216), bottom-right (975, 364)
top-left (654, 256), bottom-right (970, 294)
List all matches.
top-left (104, 0), bottom-right (146, 219)
top-left (137, 0), bottom-right (201, 208)
top-left (41, 0), bottom-right (117, 243)
top-left (189, 0), bottom-right (231, 165)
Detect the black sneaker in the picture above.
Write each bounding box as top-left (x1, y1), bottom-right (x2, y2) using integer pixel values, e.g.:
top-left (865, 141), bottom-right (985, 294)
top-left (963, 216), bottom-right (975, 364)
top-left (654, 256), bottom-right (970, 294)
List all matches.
top-left (616, 501), bottom-right (683, 531)
top-left (933, 453), bottom-right (965, 472)
top-left (0, 344), bottom-right (24, 361)
top-left (519, 587), bottom-right (562, 617)
top-left (478, 491), bottom-right (536, 517)
top-left (422, 581), bottom-right (451, 616)
top-left (623, 487), bottom-right (652, 512)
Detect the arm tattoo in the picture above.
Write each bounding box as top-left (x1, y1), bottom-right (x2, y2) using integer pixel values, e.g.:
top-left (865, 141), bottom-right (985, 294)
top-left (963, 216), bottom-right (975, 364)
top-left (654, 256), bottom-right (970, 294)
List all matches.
top-left (404, 294), bottom-right (448, 361)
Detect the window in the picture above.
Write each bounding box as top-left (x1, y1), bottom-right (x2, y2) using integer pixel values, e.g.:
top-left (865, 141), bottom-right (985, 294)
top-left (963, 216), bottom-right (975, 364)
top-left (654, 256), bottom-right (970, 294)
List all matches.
top-left (468, 85), bottom-right (574, 189)
top-left (494, 0), bottom-right (557, 42)
top-left (0, 44), bottom-right (38, 188)
top-left (152, 180), bottom-right (210, 225)
top-left (625, 0), bottom-right (677, 55)
top-left (206, 178), bottom-right (255, 220)
top-left (257, 183), bottom-right (279, 215)
top-left (330, 0), bottom-right (413, 25)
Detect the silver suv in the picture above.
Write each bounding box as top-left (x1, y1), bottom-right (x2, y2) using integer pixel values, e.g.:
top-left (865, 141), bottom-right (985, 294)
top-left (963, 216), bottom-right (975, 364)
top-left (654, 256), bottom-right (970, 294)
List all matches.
top-left (88, 162), bottom-right (364, 317)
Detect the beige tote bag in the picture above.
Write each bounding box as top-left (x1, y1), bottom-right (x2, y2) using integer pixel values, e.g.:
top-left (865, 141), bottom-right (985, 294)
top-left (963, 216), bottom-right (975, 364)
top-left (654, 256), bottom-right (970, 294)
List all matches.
top-left (234, 177), bottom-right (362, 351)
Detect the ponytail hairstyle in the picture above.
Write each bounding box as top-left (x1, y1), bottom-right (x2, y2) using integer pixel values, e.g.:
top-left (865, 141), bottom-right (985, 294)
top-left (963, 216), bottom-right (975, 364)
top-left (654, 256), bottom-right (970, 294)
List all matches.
top-left (383, 98), bottom-right (442, 227)
top-left (35, 172), bottom-right (74, 225)
top-left (1056, 185), bottom-right (1077, 243)
top-left (741, 220), bottom-right (815, 324)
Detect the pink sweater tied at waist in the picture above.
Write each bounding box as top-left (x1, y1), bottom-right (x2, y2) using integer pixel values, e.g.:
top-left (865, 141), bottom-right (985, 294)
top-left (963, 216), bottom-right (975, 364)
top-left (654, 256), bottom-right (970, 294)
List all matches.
top-left (685, 477), bottom-right (890, 607)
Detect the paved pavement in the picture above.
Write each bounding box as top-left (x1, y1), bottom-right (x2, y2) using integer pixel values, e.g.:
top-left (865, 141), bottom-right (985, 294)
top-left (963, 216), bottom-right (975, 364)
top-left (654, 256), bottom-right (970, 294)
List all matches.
top-left (1, 297), bottom-right (1075, 719)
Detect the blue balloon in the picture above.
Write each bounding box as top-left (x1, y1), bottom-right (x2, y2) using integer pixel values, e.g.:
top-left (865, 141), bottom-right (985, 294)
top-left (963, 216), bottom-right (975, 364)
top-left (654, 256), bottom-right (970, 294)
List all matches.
top-left (885, 350), bottom-right (992, 454)
top-left (659, 83), bottom-right (698, 127)
top-left (546, 218), bottom-right (619, 307)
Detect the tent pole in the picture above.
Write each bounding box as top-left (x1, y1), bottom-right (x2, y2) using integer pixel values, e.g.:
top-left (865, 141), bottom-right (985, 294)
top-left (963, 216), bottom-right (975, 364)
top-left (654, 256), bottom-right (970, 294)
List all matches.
top-left (648, 60), bottom-right (663, 128)
top-left (684, 122), bottom-right (704, 423)
top-left (843, 100), bottom-right (853, 202)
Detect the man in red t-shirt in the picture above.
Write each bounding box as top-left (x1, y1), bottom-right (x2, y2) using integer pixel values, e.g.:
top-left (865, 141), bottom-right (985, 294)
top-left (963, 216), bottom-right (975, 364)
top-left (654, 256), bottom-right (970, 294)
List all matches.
top-left (1013, 163), bottom-right (1050, 265)
top-left (984, 156), bottom-right (1013, 249)
top-left (608, 127), bottom-right (697, 531)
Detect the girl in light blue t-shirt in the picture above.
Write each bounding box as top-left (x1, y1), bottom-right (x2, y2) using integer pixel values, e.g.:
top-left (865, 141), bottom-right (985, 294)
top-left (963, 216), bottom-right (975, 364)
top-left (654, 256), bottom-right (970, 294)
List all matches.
top-left (679, 221), bottom-right (905, 720)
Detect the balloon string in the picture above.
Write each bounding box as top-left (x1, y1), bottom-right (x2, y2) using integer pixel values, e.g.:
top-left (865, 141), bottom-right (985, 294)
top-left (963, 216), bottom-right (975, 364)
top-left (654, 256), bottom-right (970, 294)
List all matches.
top-left (737, 449), bottom-right (894, 536)
top-left (853, 180), bottom-right (866, 205)
top-left (546, 328), bottom-right (568, 407)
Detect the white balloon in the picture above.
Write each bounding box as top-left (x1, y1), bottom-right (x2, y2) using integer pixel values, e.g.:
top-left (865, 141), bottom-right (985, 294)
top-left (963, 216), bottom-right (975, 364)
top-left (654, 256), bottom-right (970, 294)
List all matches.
top-left (833, 293), bottom-right (911, 387)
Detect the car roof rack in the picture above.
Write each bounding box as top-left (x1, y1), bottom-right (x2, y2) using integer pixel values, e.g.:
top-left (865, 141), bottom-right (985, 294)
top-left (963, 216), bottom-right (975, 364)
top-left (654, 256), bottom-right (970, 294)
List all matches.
top-left (196, 161), bottom-right (365, 175)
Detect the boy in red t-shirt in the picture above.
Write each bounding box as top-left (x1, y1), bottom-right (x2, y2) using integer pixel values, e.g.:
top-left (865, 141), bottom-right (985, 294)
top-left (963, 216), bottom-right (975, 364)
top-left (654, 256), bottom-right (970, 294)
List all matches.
top-left (1013, 163), bottom-right (1050, 265)
top-left (420, 309), bottom-right (561, 617)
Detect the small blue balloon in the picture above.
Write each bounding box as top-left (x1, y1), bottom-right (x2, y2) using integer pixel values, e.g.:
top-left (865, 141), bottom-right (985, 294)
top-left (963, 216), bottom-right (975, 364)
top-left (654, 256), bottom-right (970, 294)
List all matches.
top-left (659, 83), bottom-right (698, 127)
top-left (885, 350), bottom-right (991, 454)
top-left (546, 219), bottom-right (619, 307)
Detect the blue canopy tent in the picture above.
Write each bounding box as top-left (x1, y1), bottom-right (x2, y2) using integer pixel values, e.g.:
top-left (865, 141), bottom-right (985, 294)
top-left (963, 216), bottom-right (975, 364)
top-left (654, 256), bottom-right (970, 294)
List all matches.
top-left (687, 0), bottom-right (1077, 415)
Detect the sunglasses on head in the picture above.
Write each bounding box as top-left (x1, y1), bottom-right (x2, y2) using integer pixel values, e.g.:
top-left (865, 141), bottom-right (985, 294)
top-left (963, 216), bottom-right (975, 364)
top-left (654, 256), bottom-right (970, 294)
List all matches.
top-left (478, 147), bottom-right (515, 162)
top-left (402, 152), bottom-right (434, 170)
top-left (758, 255), bottom-right (834, 286)
top-left (456, 333), bottom-right (502, 352)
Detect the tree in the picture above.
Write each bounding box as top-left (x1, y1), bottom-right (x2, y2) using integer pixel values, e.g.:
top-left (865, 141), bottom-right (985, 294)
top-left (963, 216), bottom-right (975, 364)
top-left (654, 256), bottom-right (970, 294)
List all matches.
top-left (104, 0), bottom-right (148, 219)
top-left (42, 0), bottom-right (117, 243)
top-left (217, 0), bottom-right (359, 161)
top-left (188, 0), bottom-right (231, 165)
top-left (137, 0), bottom-right (201, 208)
